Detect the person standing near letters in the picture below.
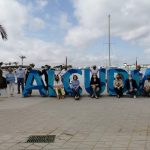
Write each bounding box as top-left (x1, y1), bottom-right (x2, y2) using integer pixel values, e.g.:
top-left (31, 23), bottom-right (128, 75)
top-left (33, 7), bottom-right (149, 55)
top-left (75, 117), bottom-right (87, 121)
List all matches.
top-left (6, 67), bottom-right (15, 96)
top-left (90, 65), bottom-right (99, 75)
top-left (16, 65), bottom-right (25, 94)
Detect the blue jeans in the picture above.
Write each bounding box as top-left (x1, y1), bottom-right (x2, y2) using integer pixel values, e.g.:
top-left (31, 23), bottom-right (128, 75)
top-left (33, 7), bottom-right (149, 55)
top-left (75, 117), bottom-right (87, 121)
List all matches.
top-left (17, 78), bottom-right (24, 93)
top-left (72, 87), bottom-right (80, 97)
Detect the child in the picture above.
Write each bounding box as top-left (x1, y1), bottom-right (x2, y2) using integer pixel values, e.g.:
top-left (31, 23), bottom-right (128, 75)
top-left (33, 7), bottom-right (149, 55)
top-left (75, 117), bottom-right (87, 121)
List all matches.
top-left (6, 68), bottom-right (15, 96)
top-left (54, 75), bottom-right (65, 99)
top-left (70, 75), bottom-right (81, 100)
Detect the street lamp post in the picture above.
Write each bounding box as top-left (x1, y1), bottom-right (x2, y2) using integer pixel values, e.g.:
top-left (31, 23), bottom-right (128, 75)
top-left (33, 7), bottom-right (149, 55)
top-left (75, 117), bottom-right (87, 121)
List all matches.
top-left (19, 56), bottom-right (26, 66)
top-left (108, 14), bottom-right (111, 67)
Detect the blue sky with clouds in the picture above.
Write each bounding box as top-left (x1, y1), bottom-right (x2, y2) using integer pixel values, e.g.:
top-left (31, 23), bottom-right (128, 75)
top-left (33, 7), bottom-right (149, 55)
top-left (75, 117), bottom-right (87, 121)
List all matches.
top-left (0, 0), bottom-right (150, 67)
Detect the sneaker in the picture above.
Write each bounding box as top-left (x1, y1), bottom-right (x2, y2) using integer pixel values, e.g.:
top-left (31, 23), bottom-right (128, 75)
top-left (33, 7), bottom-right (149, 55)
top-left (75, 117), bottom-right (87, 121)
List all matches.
top-left (61, 95), bottom-right (65, 99)
top-left (57, 95), bottom-right (61, 99)
top-left (133, 95), bottom-right (136, 98)
top-left (91, 95), bottom-right (94, 98)
top-left (75, 96), bottom-right (79, 100)
top-left (95, 95), bottom-right (98, 99)
top-left (117, 95), bottom-right (120, 98)
top-left (10, 94), bottom-right (14, 97)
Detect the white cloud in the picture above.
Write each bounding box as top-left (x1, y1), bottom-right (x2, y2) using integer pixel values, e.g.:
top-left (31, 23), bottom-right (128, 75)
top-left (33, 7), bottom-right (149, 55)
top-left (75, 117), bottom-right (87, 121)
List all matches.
top-left (29, 17), bottom-right (46, 30)
top-left (59, 13), bottom-right (72, 30)
top-left (65, 0), bottom-right (150, 50)
top-left (1, 0), bottom-right (150, 67)
top-left (0, 0), bottom-right (69, 67)
top-left (36, 0), bottom-right (48, 8)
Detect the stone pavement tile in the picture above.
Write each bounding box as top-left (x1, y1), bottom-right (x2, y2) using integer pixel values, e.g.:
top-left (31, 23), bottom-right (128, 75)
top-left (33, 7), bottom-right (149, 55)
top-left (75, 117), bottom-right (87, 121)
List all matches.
top-left (43, 148), bottom-right (76, 150)
top-left (60, 141), bottom-right (79, 149)
top-left (0, 143), bottom-right (16, 149)
top-left (68, 135), bottom-right (87, 142)
top-left (8, 143), bottom-right (32, 149)
top-left (75, 148), bottom-right (93, 150)
top-left (111, 148), bottom-right (127, 150)
top-left (7, 137), bottom-right (28, 143)
top-left (130, 136), bottom-right (147, 141)
top-left (111, 140), bottom-right (129, 148)
top-left (77, 141), bottom-right (96, 148)
top-left (93, 148), bottom-right (111, 150)
top-left (33, 143), bottom-right (48, 148)
top-left (94, 141), bottom-right (113, 148)
top-left (0, 135), bottom-right (13, 141)
top-left (26, 144), bottom-right (43, 150)
top-left (50, 128), bottom-right (65, 136)
top-left (145, 142), bottom-right (150, 149)
top-left (98, 136), bottom-right (116, 142)
top-left (54, 138), bottom-right (66, 144)
top-left (128, 140), bottom-right (146, 149)
top-left (57, 133), bottom-right (73, 141)
top-left (128, 148), bottom-right (145, 150)
top-left (43, 142), bottom-right (65, 149)
top-left (75, 143), bottom-right (95, 149)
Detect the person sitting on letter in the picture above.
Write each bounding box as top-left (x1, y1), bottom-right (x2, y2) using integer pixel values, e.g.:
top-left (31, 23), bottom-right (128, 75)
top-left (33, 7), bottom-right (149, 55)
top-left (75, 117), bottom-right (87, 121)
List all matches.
top-left (143, 75), bottom-right (150, 97)
top-left (54, 75), bottom-right (65, 99)
top-left (114, 73), bottom-right (123, 98)
top-left (90, 74), bottom-right (101, 99)
top-left (70, 75), bottom-right (81, 100)
top-left (125, 74), bottom-right (138, 98)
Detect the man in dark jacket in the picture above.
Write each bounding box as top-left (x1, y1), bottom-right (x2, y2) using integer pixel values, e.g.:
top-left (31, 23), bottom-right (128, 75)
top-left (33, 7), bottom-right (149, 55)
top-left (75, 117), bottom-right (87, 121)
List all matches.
top-left (40, 65), bottom-right (50, 90)
top-left (125, 74), bottom-right (138, 98)
top-left (0, 69), bottom-right (7, 96)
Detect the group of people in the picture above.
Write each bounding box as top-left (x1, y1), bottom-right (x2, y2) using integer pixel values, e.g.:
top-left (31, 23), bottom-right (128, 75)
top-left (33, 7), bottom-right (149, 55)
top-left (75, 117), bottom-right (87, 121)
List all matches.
top-left (0, 64), bottom-right (34, 97)
top-left (53, 65), bottom-right (100, 100)
top-left (114, 73), bottom-right (150, 98)
top-left (0, 65), bottom-right (150, 100)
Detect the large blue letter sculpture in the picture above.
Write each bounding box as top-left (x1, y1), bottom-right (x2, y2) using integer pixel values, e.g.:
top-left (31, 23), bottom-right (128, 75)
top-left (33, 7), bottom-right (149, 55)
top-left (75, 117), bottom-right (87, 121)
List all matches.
top-left (48, 69), bottom-right (56, 96)
top-left (84, 68), bottom-right (106, 94)
top-left (23, 70), bottom-right (47, 97)
top-left (23, 68), bottom-right (150, 97)
top-left (63, 69), bottom-right (82, 95)
top-left (107, 68), bottom-right (128, 95)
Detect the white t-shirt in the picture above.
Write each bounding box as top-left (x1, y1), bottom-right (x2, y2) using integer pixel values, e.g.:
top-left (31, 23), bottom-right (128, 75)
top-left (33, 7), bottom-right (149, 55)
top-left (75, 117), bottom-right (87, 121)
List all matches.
top-left (144, 80), bottom-right (150, 88)
top-left (54, 80), bottom-right (63, 87)
top-left (59, 69), bottom-right (66, 77)
top-left (90, 68), bottom-right (99, 75)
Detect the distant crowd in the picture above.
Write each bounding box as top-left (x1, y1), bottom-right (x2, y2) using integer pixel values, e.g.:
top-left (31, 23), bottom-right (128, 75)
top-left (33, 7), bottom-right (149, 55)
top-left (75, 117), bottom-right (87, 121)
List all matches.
top-left (0, 64), bottom-right (150, 100)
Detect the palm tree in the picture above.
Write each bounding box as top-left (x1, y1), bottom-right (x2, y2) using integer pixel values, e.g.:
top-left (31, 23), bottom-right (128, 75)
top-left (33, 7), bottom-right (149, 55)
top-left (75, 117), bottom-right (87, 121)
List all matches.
top-left (0, 25), bottom-right (7, 40)
top-left (0, 62), bottom-right (3, 67)
top-left (13, 62), bottom-right (18, 66)
top-left (19, 56), bottom-right (26, 66)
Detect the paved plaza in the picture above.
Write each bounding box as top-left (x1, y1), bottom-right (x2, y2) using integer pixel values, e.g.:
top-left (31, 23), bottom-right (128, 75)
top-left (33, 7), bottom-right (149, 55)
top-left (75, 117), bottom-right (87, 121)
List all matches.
top-left (1, 94), bottom-right (150, 150)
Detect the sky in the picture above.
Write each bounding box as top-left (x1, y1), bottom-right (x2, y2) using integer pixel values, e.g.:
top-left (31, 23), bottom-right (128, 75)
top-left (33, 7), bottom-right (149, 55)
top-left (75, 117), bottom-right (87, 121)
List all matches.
top-left (0, 0), bottom-right (150, 67)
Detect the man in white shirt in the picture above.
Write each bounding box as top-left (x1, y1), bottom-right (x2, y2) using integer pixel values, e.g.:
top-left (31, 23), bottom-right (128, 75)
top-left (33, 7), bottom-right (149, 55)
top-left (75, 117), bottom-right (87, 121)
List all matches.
top-left (90, 65), bottom-right (99, 75)
top-left (16, 65), bottom-right (25, 94)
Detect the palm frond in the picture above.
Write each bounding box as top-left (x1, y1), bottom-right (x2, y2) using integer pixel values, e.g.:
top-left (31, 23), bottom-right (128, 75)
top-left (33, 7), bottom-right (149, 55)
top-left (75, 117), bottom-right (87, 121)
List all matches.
top-left (0, 25), bottom-right (7, 40)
